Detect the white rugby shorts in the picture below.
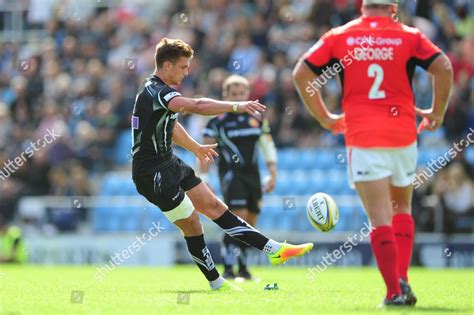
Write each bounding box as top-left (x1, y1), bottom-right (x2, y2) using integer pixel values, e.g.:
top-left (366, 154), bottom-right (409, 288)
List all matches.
top-left (347, 141), bottom-right (417, 188)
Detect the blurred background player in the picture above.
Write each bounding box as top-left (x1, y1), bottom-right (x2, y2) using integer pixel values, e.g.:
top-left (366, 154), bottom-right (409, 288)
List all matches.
top-left (199, 75), bottom-right (278, 280)
top-left (293, 0), bottom-right (453, 307)
top-left (132, 38), bottom-right (312, 291)
top-left (0, 214), bottom-right (28, 264)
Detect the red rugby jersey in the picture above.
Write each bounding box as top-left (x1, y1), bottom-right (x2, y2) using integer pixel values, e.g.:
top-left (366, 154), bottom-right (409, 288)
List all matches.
top-left (303, 16), bottom-right (441, 148)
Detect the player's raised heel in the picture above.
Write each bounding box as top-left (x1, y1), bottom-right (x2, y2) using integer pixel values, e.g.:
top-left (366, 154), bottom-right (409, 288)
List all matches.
top-left (236, 268), bottom-right (252, 280)
top-left (400, 278), bottom-right (417, 306)
top-left (222, 267), bottom-right (236, 280)
top-left (378, 294), bottom-right (406, 308)
top-left (268, 242), bottom-right (314, 265)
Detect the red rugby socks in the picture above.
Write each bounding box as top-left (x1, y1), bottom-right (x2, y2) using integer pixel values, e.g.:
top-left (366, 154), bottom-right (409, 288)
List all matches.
top-left (392, 213), bottom-right (415, 282)
top-left (370, 225), bottom-right (401, 298)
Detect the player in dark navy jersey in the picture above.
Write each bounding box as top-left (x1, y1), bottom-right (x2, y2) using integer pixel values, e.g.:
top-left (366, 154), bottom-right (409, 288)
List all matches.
top-left (131, 37), bottom-right (313, 291)
top-left (199, 75), bottom-right (277, 280)
top-left (131, 74), bottom-right (183, 176)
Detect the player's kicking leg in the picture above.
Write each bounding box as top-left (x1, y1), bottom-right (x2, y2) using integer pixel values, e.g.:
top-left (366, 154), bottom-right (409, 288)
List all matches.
top-left (390, 184), bottom-right (417, 305)
top-left (221, 209), bottom-right (265, 281)
top-left (223, 208), bottom-right (258, 280)
top-left (161, 184), bottom-right (312, 291)
top-left (187, 183), bottom-right (314, 267)
top-left (355, 178), bottom-right (405, 306)
top-left (134, 168), bottom-right (237, 291)
top-left (233, 208), bottom-right (253, 280)
top-left (162, 195), bottom-right (231, 290)
top-left (221, 208), bottom-right (248, 279)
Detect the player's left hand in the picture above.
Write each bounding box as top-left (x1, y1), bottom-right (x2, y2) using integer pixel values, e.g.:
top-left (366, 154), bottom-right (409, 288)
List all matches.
top-left (321, 113), bottom-right (346, 135)
top-left (235, 100), bottom-right (266, 120)
top-left (194, 143), bottom-right (219, 165)
top-left (415, 108), bottom-right (444, 133)
top-left (263, 175), bottom-right (276, 193)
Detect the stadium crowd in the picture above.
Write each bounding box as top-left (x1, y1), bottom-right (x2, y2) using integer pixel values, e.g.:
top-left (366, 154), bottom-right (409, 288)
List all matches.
top-left (0, 0), bottom-right (472, 232)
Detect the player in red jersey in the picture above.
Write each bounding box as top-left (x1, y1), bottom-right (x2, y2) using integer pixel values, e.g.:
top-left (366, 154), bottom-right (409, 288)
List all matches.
top-left (293, 0), bottom-right (453, 307)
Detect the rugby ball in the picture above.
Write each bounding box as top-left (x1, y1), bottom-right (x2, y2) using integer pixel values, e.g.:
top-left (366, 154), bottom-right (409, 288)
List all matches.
top-left (306, 192), bottom-right (339, 232)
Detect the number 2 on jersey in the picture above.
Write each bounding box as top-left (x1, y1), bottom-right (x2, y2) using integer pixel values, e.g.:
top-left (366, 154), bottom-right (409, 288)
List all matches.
top-left (367, 63), bottom-right (386, 100)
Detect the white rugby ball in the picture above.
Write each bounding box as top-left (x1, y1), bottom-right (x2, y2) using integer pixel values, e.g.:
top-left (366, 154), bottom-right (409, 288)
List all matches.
top-left (306, 192), bottom-right (339, 232)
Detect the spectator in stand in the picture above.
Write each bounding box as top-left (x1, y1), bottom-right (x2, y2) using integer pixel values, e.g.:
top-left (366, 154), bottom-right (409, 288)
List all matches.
top-left (437, 162), bottom-right (474, 234)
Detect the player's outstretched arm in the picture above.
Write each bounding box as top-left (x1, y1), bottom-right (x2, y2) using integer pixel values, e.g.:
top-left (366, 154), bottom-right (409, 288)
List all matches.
top-left (168, 97), bottom-right (265, 120)
top-left (292, 59), bottom-right (345, 135)
top-left (172, 122), bottom-right (218, 165)
top-left (415, 54), bottom-right (453, 132)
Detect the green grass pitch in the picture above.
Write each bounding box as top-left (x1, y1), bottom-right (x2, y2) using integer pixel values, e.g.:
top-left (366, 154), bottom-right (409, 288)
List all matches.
top-left (0, 265), bottom-right (472, 314)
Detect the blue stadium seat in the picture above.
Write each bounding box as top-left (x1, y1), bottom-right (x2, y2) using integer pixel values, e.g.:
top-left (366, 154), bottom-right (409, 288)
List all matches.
top-left (113, 202), bottom-right (144, 232)
top-left (278, 149), bottom-right (300, 170)
top-left (302, 219), bottom-right (316, 232)
top-left (125, 181), bottom-right (138, 195)
top-left (292, 210), bottom-right (313, 231)
top-left (258, 207), bottom-right (280, 230)
top-left (299, 149), bottom-right (319, 169)
top-left (351, 206), bottom-right (369, 231)
top-left (100, 175), bottom-right (135, 196)
top-left (115, 130), bottom-right (132, 165)
top-left (340, 183), bottom-right (354, 195)
top-left (92, 199), bottom-right (119, 232)
top-left (257, 213), bottom-right (272, 230)
top-left (274, 176), bottom-right (293, 195)
top-left (334, 206), bottom-right (352, 231)
top-left (93, 174), bottom-right (143, 232)
top-left (104, 215), bottom-right (121, 232)
top-left (418, 147), bottom-right (448, 166)
top-left (291, 179), bottom-right (310, 195)
top-left (314, 150), bottom-right (338, 169)
top-left (92, 207), bottom-right (110, 231)
top-left (465, 147), bottom-right (474, 165)
top-left (307, 177), bottom-right (325, 194)
top-left (278, 210), bottom-right (298, 230)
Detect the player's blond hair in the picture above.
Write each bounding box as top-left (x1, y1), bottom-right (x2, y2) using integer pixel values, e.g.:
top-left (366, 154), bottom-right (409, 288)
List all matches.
top-left (222, 75), bottom-right (249, 97)
top-left (155, 38), bottom-right (194, 68)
